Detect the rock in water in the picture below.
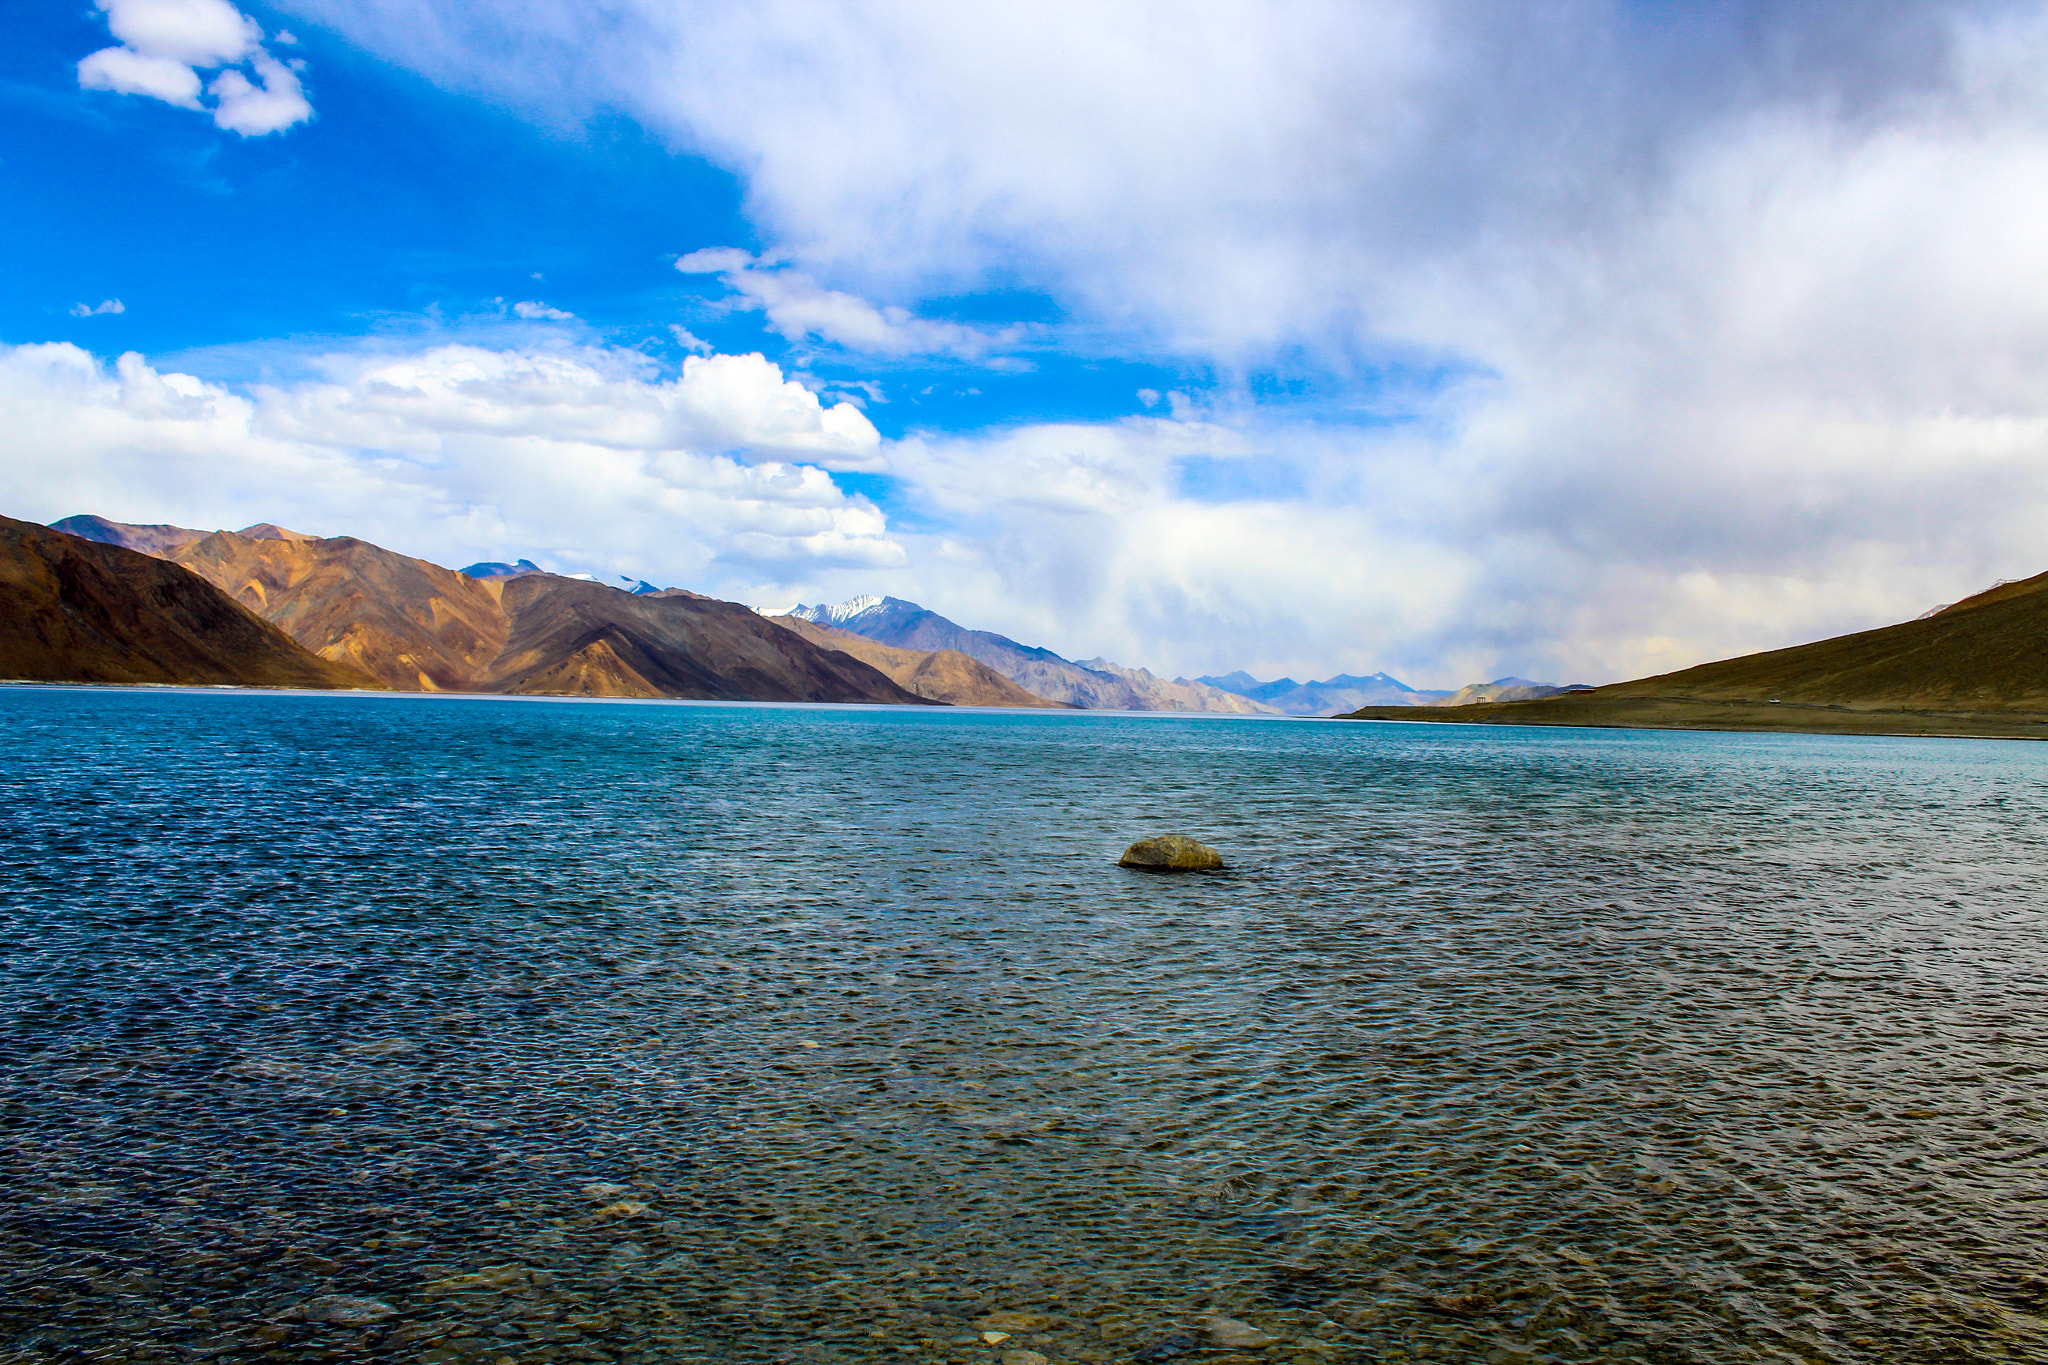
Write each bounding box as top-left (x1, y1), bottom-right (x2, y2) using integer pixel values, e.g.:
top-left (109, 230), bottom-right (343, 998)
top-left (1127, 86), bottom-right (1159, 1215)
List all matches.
top-left (1203, 1315), bottom-right (1278, 1347)
top-left (1118, 834), bottom-right (1224, 872)
top-left (297, 1295), bottom-right (397, 1326)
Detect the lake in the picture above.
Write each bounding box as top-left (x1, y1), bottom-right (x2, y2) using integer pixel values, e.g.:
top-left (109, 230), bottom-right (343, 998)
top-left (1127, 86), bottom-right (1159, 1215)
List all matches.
top-left (3, 687), bottom-right (2046, 1364)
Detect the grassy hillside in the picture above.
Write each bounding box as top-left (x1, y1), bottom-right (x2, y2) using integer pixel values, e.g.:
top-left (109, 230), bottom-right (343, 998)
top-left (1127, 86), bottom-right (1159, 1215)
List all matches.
top-left (1340, 569), bottom-right (2048, 738)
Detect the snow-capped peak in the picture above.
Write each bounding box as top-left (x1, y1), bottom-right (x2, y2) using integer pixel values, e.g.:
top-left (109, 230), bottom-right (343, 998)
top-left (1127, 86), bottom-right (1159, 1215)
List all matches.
top-left (789, 594), bottom-right (890, 626)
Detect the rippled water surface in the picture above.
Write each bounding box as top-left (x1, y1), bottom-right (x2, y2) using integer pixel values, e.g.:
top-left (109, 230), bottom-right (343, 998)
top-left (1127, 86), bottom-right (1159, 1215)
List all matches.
top-left (5, 688), bottom-right (2048, 1365)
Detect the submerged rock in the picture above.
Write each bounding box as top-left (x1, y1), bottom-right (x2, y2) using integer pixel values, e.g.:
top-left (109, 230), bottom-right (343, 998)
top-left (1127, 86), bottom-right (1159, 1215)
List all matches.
top-left (1118, 834), bottom-right (1225, 872)
top-left (978, 1312), bottom-right (1056, 1333)
top-left (1203, 1314), bottom-right (1278, 1347)
top-left (298, 1294), bottom-right (397, 1326)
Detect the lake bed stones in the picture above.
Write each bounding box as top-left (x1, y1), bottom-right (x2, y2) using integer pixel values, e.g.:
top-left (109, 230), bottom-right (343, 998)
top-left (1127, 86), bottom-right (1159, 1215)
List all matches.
top-left (297, 1295), bottom-right (397, 1326)
top-left (1117, 833), bottom-right (1224, 872)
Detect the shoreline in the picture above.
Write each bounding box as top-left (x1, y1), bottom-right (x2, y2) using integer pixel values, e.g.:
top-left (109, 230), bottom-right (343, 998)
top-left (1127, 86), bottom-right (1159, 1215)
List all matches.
top-left (1336, 694), bottom-right (2048, 741)
top-left (0, 679), bottom-right (1309, 720)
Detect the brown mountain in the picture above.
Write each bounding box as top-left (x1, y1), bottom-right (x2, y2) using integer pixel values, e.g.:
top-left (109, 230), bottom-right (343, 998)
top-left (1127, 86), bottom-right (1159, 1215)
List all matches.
top-left (488, 574), bottom-right (925, 702)
top-left (147, 525), bottom-right (925, 705)
top-left (771, 615), bottom-right (1070, 708)
top-left (0, 515), bottom-right (374, 689)
top-left (1339, 569), bottom-right (2048, 739)
top-left (170, 531), bottom-right (509, 691)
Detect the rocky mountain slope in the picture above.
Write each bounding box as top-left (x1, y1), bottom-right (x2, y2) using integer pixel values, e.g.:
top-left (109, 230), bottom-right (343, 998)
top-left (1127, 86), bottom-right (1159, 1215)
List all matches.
top-left (487, 574), bottom-right (920, 702)
top-left (771, 615), bottom-right (1069, 708)
top-left (785, 596), bottom-right (1275, 713)
top-left (60, 518), bottom-right (924, 705)
top-left (1, 516), bottom-right (373, 689)
top-left (170, 529), bottom-right (509, 691)
top-left (1339, 570), bottom-right (2048, 738)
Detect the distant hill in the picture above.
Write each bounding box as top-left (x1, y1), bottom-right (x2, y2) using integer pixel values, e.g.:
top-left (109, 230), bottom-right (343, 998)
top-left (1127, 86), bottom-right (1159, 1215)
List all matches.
top-left (1338, 570), bottom-right (2048, 738)
top-left (1200, 669), bottom-right (1450, 715)
top-left (784, 596), bottom-right (1276, 713)
top-left (59, 517), bottom-right (925, 706)
top-left (1421, 677), bottom-right (1591, 707)
top-left (466, 560), bottom-right (667, 594)
top-left (770, 616), bottom-right (1070, 708)
top-left (461, 558), bottom-right (545, 580)
top-left (49, 514), bottom-right (210, 558)
top-left (4, 516), bottom-right (372, 689)
top-left (1069, 657), bottom-right (1285, 714)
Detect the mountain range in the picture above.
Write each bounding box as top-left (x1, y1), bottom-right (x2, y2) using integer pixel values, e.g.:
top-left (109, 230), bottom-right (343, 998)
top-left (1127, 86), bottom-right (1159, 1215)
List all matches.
top-left (1340, 569), bottom-right (2048, 738)
top-left (39, 509), bottom-right (2035, 736)
top-left (770, 615), bottom-right (1068, 709)
top-left (19, 516), bottom-right (923, 705)
top-left (1199, 669), bottom-right (1450, 714)
top-left (462, 560), bottom-right (669, 596)
top-left (784, 595), bottom-right (1276, 713)
top-left (1195, 670), bottom-right (1592, 715)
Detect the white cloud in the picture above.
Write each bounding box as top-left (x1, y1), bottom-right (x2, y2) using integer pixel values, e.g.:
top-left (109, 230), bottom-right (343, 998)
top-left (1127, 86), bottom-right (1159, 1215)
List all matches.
top-left (101, 0), bottom-right (259, 65)
top-left (69, 299), bottom-right (127, 318)
top-left (0, 342), bottom-right (902, 594)
top-left (676, 249), bottom-right (1019, 358)
top-left (207, 53), bottom-right (312, 136)
top-left (186, 3), bottom-right (2048, 678)
top-left (512, 300), bottom-right (575, 321)
top-left (77, 46), bottom-right (204, 107)
top-left (254, 345), bottom-right (884, 466)
top-left (667, 324), bottom-right (713, 355)
top-left (80, 0), bottom-right (311, 136)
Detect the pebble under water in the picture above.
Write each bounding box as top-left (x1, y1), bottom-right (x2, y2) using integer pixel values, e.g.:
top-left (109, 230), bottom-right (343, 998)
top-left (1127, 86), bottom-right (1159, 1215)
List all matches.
top-left (4, 687), bottom-right (2048, 1365)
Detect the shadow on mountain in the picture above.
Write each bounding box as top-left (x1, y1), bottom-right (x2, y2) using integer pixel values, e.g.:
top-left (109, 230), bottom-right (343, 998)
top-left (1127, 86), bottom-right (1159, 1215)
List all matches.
top-left (0, 516), bottom-right (374, 690)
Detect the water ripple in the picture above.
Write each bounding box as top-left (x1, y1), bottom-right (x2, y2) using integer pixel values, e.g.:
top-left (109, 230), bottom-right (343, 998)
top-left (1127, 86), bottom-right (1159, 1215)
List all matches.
top-left (2, 690), bottom-right (2047, 1363)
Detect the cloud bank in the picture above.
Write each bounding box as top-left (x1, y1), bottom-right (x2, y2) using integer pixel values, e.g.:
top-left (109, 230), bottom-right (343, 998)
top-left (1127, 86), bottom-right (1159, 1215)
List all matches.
top-left (0, 342), bottom-right (900, 597)
top-left (79, 0), bottom-right (312, 136)
top-left (134, 1), bottom-right (2048, 680)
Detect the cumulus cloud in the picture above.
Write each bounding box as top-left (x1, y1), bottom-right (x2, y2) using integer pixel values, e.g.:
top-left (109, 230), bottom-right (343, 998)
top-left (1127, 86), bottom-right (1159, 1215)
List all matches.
top-left (206, 2), bottom-right (2048, 677)
top-left (676, 249), bottom-right (1019, 358)
top-left (69, 299), bottom-right (126, 318)
top-left (255, 346), bottom-right (886, 465)
top-left (0, 342), bottom-right (901, 596)
top-left (80, 0), bottom-right (311, 136)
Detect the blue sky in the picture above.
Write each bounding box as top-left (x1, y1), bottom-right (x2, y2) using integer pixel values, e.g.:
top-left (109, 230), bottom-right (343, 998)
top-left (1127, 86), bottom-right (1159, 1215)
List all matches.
top-left (2, 3), bottom-right (1202, 435)
top-left (6, 1), bottom-right (2048, 688)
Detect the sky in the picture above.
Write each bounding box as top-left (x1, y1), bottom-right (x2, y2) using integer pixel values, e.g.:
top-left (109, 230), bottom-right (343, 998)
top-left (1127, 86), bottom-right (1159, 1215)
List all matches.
top-left (7, 0), bottom-right (2048, 688)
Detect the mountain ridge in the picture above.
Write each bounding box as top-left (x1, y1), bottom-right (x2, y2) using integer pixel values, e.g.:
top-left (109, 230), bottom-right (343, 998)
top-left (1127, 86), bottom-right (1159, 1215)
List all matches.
top-left (770, 616), bottom-right (1070, 708)
top-left (57, 517), bottom-right (926, 706)
top-left (784, 596), bottom-right (1276, 713)
top-left (1199, 669), bottom-right (1453, 715)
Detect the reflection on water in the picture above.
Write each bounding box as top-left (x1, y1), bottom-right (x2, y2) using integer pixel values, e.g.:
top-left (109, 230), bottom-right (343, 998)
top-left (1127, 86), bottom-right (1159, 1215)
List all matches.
top-left (3, 688), bottom-right (2047, 1364)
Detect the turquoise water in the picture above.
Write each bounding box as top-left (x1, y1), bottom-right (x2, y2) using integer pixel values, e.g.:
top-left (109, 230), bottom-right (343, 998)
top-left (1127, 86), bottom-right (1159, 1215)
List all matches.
top-left (4, 687), bottom-right (2048, 1364)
